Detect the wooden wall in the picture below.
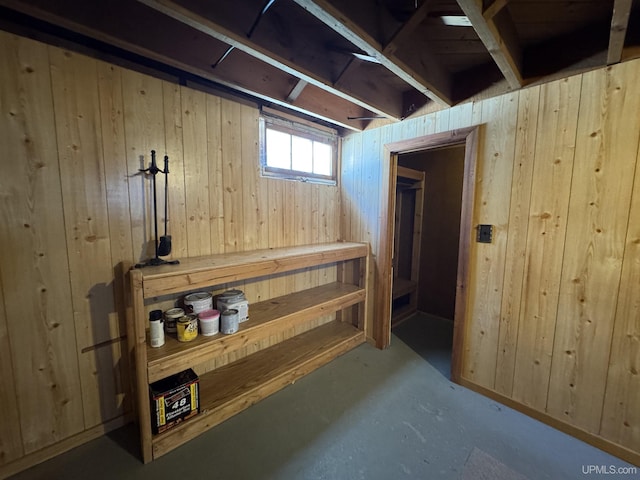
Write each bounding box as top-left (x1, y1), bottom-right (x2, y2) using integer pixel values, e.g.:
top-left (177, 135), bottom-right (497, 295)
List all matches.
top-left (342, 61), bottom-right (640, 463)
top-left (0, 31), bottom-right (340, 475)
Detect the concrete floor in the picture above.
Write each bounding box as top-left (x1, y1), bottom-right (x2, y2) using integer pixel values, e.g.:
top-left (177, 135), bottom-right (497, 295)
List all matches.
top-left (10, 313), bottom-right (637, 480)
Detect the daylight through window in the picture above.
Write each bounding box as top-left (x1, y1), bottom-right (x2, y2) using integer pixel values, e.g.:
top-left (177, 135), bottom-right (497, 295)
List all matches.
top-left (260, 112), bottom-right (338, 184)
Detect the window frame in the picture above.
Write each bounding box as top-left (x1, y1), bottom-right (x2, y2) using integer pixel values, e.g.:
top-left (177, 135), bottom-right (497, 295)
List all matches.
top-left (259, 112), bottom-right (339, 185)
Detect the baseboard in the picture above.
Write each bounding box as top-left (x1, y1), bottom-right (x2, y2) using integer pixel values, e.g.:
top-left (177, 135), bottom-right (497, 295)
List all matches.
top-left (0, 414), bottom-right (133, 480)
top-left (457, 377), bottom-right (640, 467)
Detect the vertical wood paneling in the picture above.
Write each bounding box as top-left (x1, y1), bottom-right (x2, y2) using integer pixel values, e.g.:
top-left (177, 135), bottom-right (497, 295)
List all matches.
top-left (181, 86), bottom-right (211, 257)
top-left (0, 32), bottom-right (346, 473)
top-left (162, 81), bottom-right (188, 261)
top-left (547, 63), bottom-right (640, 432)
top-left (511, 76), bottom-right (581, 410)
top-left (0, 33), bottom-right (84, 454)
top-left (0, 276), bottom-right (23, 464)
top-left (240, 104), bottom-right (269, 303)
top-left (50, 47), bottom-right (124, 428)
top-left (600, 142), bottom-right (640, 451)
top-left (494, 86), bottom-right (540, 396)
top-left (206, 95), bottom-right (225, 254)
top-left (463, 92), bottom-right (518, 387)
top-left (221, 99), bottom-right (243, 253)
top-left (121, 69), bottom-right (165, 263)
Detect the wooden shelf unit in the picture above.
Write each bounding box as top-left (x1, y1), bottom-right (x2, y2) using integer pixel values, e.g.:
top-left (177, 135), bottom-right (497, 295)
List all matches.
top-left (127, 242), bottom-right (369, 463)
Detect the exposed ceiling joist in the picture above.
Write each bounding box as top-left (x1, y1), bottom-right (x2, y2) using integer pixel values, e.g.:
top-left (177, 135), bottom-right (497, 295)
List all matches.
top-left (608, 0), bottom-right (633, 65)
top-left (137, 0), bottom-right (403, 120)
top-left (292, 0), bottom-right (453, 107)
top-left (482, 0), bottom-right (509, 21)
top-left (286, 78), bottom-right (308, 103)
top-left (383, 0), bottom-right (433, 56)
top-left (457, 0), bottom-right (523, 89)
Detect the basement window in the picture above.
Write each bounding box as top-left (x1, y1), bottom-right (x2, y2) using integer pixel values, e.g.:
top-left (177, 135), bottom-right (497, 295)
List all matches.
top-left (259, 111), bottom-right (338, 185)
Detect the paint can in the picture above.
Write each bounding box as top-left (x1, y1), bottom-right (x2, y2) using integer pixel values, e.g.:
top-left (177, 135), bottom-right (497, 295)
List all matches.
top-left (176, 313), bottom-right (198, 342)
top-left (198, 309), bottom-right (220, 336)
top-left (164, 307), bottom-right (184, 334)
top-left (149, 309), bottom-right (165, 348)
top-left (184, 292), bottom-right (213, 315)
top-left (217, 289), bottom-right (249, 323)
top-left (220, 309), bottom-right (239, 335)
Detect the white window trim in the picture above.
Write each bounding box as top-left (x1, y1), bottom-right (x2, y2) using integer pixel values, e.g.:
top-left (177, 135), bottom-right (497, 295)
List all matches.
top-left (259, 111), bottom-right (339, 185)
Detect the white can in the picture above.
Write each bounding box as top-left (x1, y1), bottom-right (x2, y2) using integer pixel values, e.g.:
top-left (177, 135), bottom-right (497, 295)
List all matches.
top-left (198, 309), bottom-right (220, 336)
top-left (149, 309), bottom-right (165, 348)
top-left (184, 292), bottom-right (213, 315)
top-left (220, 309), bottom-right (239, 335)
top-left (217, 289), bottom-right (249, 323)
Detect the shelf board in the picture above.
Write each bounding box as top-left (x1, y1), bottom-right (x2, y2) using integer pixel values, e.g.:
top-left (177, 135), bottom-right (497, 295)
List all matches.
top-left (151, 320), bottom-right (364, 459)
top-left (139, 242), bottom-right (368, 298)
top-left (393, 277), bottom-right (417, 299)
top-left (147, 282), bottom-right (365, 383)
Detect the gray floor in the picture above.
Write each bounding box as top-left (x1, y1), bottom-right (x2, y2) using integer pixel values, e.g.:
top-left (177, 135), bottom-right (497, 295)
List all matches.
top-left (10, 313), bottom-right (637, 480)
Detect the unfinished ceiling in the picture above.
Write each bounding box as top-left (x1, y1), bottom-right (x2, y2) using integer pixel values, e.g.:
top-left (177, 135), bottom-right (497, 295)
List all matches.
top-left (1, 0), bottom-right (639, 131)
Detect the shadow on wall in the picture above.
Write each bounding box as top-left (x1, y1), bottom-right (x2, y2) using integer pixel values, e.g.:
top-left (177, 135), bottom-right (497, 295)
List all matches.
top-left (85, 263), bottom-right (132, 441)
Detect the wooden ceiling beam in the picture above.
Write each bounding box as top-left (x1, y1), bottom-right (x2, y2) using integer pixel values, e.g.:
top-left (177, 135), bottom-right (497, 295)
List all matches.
top-left (383, 0), bottom-right (433, 56)
top-left (0, 0), bottom-right (371, 130)
top-left (137, 0), bottom-right (403, 120)
top-left (482, 0), bottom-right (509, 21)
top-left (292, 0), bottom-right (453, 107)
top-left (457, 0), bottom-right (523, 89)
top-left (607, 0), bottom-right (633, 65)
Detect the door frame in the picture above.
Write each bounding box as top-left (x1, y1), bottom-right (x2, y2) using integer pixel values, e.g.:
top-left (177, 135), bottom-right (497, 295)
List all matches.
top-left (378, 126), bottom-right (480, 382)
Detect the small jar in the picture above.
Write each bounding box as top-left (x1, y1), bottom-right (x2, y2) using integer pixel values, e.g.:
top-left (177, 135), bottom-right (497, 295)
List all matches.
top-left (198, 309), bottom-right (220, 336)
top-left (220, 309), bottom-right (239, 335)
top-left (164, 307), bottom-right (184, 334)
top-left (176, 313), bottom-right (198, 342)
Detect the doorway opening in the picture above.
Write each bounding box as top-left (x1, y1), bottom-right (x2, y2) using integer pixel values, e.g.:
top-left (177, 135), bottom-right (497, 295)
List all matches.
top-left (392, 145), bottom-right (465, 378)
top-left (376, 127), bottom-right (480, 382)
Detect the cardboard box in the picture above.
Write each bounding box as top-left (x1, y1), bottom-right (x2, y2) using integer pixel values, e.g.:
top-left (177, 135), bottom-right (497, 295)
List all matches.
top-left (149, 369), bottom-right (199, 434)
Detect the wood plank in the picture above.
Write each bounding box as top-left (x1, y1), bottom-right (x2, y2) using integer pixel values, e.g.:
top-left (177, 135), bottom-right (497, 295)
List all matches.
top-left (181, 85), bottom-right (211, 256)
top-left (162, 80), bottom-right (188, 260)
top-left (0, 32), bottom-right (84, 453)
top-left (121, 69), bottom-right (166, 263)
top-left (147, 282), bottom-right (365, 382)
top-left (600, 120), bottom-right (640, 452)
top-left (383, 0), bottom-right (433, 56)
top-left (511, 75), bottom-right (581, 410)
top-left (607, 0), bottom-right (633, 65)
top-left (205, 95), bottom-right (225, 255)
top-left (0, 273), bottom-right (23, 465)
top-left (547, 62), bottom-right (640, 433)
top-left (151, 321), bottom-right (365, 459)
top-left (462, 92), bottom-right (518, 388)
top-left (494, 85), bottom-right (540, 396)
top-left (292, 0), bottom-right (452, 106)
top-left (483, 0), bottom-right (510, 20)
top-left (140, 242), bottom-right (368, 298)
top-left (129, 269), bottom-right (153, 463)
top-left (50, 47), bottom-right (126, 429)
top-left (457, 0), bottom-right (523, 89)
top-left (221, 98), bottom-right (243, 253)
top-left (97, 61), bottom-right (136, 416)
top-left (138, 0), bottom-right (405, 120)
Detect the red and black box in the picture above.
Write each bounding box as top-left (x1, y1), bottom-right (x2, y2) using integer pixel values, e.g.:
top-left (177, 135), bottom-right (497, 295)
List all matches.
top-left (149, 369), bottom-right (200, 434)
